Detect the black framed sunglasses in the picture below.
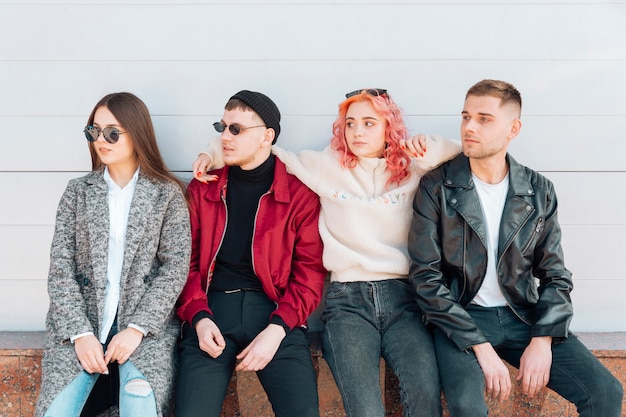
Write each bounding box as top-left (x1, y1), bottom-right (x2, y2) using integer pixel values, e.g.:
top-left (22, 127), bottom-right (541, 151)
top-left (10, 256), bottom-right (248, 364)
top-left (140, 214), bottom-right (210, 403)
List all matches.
top-left (213, 121), bottom-right (266, 136)
top-left (345, 88), bottom-right (388, 99)
top-left (83, 126), bottom-right (126, 144)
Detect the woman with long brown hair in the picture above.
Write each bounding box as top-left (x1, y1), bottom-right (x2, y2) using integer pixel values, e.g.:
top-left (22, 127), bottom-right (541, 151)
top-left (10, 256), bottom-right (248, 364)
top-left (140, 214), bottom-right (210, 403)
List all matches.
top-left (36, 92), bottom-right (190, 417)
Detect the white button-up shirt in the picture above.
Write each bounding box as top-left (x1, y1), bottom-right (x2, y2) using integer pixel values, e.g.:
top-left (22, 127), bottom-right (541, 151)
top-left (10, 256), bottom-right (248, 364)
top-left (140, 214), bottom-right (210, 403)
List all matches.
top-left (98, 166), bottom-right (140, 343)
top-left (71, 167), bottom-right (144, 344)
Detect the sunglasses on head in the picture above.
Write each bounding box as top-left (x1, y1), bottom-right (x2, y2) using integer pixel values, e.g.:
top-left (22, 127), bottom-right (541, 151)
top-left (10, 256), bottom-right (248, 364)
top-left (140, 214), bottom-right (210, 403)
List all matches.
top-left (83, 126), bottom-right (125, 144)
top-left (213, 121), bottom-right (266, 136)
top-left (345, 88), bottom-right (388, 99)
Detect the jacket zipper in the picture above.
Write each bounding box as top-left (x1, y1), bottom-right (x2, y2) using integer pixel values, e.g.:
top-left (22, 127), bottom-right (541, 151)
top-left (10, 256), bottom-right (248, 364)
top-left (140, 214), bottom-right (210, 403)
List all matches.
top-left (250, 190), bottom-right (272, 279)
top-left (205, 185), bottom-right (229, 295)
top-left (521, 217), bottom-right (544, 254)
top-left (495, 216), bottom-right (543, 326)
top-left (370, 160), bottom-right (384, 198)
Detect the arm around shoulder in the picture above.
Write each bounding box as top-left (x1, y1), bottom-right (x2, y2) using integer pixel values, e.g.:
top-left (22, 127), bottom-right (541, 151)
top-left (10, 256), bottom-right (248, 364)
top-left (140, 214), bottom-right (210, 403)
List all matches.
top-left (413, 135), bottom-right (462, 173)
top-left (194, 136), bottom-right (225, 180)
top-left (271, 145), bottom-right (325, 192)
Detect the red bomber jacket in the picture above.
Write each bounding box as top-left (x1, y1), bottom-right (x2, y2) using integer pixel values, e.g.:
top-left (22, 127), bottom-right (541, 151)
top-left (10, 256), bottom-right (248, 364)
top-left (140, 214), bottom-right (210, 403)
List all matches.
top-left (176, 158), bottom-right (326, 330)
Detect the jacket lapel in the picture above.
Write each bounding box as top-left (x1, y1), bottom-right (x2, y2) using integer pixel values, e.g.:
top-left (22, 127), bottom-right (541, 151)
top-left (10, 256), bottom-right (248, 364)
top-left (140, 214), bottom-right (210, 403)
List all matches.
top-left (444, 156), bottom-right (488, 248)
top-left (121, 174), bottom-right (156, 283)
top-left (444, 154), bottom-right (536, 257)
top-left (498, 155), bottom-right (535, 257)
top-left (85, 172), bottom-right (110, 287)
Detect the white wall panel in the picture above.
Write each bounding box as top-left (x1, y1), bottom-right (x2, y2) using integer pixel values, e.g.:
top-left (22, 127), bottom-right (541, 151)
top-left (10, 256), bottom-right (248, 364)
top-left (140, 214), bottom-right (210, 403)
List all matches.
top-left (570, 280), bottom-right (626, 332)
top-left (0, 280), bottom-right (48, 331)
top-left (2, 60), bottom-right (626, 116)
top-left (3, 0), bottom-right (623, 4)
top-left (0, 173), bottom-right (80, 224)
top-left (1, 4), bottom-right (625, 60)
top-left (545, 173), bottom-right (626, 226)
top-left (0, 225), bottom-right (54, 280)
top-left (561, 225), bottom-right (626, 280)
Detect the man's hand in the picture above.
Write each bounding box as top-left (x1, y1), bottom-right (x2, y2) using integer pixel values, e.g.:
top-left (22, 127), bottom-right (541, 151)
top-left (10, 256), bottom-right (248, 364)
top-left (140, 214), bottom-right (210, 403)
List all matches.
top-left (74, 334), bottom-right (108, 374)
top-left (472, 342), bottom-right (512, 402)
top-left (104, 327), bottom-right (144, 365)
top-left (517, 336), bottom-right (552, 397)
top-left (192, 153), bottom-right (218, 183)
top-left (399, 134), bottom-right (427, 158)
top-left (195, 318), bottom-right (226, 358)
top-left (236, 324), bottom-right (286, 371)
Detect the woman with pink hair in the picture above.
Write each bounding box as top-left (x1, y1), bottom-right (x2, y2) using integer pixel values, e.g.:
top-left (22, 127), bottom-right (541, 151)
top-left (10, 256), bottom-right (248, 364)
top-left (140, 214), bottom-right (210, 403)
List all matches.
top-left (193, 89), bottom-right (460, 417)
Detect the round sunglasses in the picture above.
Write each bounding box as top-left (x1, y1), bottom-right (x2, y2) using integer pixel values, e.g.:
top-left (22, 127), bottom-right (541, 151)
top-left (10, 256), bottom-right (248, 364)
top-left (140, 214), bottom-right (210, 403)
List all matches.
top-left (83, 126), bottom-right (126, 144)
top-left (213, 121), bottom-right (266, 136)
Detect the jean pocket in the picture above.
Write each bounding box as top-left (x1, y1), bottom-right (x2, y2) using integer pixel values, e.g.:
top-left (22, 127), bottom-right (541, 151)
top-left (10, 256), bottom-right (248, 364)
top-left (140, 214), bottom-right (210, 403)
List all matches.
top-left (325, 282), bottom-right (350, 299)
top-left (389, 278), bottom-right (412, 291)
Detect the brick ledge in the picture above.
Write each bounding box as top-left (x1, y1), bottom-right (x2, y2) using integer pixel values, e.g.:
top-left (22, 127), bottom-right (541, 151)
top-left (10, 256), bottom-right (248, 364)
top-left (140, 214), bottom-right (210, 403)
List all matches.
top-left (2, 331), bottom-right (626, 417)
top-left (3, 330), bottom-right (626, 351)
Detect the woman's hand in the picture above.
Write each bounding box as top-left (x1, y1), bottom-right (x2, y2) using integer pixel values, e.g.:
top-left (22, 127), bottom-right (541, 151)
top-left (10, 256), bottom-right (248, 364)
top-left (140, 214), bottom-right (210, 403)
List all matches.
top-left (192, 153), bottom-right (219, 183)
top-left (74, 334), bottom-right (108, 374)
top-left (104, 327), bottom-right (144, 365)
top-left (399, 134), bottom-right (428, 158)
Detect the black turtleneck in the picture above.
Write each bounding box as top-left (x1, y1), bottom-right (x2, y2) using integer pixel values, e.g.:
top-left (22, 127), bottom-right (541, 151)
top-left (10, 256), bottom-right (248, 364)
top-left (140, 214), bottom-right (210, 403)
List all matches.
top-left (210, 154), bottom-right (275, 292)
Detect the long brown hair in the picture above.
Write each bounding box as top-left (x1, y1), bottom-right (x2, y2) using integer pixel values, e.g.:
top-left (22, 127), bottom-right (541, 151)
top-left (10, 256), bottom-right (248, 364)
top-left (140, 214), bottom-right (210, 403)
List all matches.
top-left (86, 92), bottom-right (185, 192)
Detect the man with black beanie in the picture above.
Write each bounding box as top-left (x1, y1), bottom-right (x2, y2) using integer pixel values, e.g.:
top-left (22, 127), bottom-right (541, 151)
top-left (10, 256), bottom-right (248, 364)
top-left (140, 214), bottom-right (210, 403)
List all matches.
top-left (176, 90), bottom-right (326, 417)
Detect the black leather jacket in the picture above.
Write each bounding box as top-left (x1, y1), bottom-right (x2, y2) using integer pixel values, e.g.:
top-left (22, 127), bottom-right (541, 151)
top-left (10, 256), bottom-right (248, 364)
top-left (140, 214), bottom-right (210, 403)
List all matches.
top-left (408, 153), bottom-right (573, 351)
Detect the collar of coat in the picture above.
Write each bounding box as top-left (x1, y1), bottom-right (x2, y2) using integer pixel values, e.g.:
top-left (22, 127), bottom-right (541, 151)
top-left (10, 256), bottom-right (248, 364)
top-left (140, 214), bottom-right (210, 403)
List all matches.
top-left (443, 153), bottom-right (535, 197)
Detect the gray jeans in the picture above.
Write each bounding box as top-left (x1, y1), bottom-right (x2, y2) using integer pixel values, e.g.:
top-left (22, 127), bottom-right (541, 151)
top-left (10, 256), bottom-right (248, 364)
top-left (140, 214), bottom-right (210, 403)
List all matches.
top-left (322, 279), bottom-right (441, 417)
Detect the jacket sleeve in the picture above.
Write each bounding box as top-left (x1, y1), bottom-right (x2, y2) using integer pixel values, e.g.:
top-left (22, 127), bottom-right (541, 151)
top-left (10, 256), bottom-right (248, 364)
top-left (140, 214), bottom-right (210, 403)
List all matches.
top-left (271, 190), bottom-right (327, 330)
top-left (47, 180), bottom-right (95, 341)
top-left (176, 180), bottom-right (213, 324)
top-left (127, 185), bottom-right (191, 336)
top-left (529, 183), bottom-right (573, 338)
top-left (198, 135), bottom-right (225, 170)
top-left (408, 177), bottom-right (489, 351)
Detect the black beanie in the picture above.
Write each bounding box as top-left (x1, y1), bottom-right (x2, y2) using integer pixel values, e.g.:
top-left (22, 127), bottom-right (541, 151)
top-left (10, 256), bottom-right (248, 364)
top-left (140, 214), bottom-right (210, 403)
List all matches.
top-left (230, 90), bottom-right (281, 141)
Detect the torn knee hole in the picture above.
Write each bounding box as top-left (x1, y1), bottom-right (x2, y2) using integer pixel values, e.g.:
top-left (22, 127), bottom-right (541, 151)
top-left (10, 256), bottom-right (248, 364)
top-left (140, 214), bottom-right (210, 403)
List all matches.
top-left (124, 378), bottom-right (153, 397)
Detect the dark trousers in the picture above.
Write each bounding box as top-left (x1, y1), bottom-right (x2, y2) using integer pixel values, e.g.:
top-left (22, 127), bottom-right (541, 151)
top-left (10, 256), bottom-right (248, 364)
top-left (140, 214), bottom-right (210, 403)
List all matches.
top-left (175, 290), bottom-right (319, 417)
top-left (436, 304), bottom-right (623, 417)
top-left (80, 318), bottom-right (120, 417)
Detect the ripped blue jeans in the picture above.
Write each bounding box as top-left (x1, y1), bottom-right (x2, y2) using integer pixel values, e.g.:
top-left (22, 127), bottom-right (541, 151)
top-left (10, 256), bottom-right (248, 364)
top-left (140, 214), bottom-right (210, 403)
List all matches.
top-left (43, 360), bottom-right (157, 417)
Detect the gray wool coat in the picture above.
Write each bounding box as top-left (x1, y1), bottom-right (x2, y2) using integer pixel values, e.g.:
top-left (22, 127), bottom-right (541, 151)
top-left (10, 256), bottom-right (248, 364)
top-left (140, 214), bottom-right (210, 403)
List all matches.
top-left (35, 170), bottom-right (191, 417)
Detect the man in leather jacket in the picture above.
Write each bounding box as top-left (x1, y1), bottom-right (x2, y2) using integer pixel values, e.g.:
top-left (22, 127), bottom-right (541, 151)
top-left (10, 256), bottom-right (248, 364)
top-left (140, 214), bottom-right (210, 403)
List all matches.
top-left (408, 79), bottom-right (623, 417)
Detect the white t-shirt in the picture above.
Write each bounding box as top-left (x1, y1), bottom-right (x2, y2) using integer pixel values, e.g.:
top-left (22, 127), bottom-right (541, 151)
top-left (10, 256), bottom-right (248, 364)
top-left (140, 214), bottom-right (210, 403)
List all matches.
top-left (471, 172), bottom-right (509, 307)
